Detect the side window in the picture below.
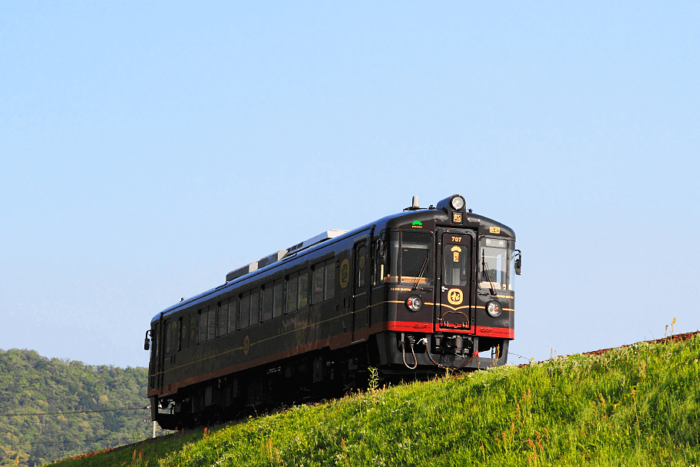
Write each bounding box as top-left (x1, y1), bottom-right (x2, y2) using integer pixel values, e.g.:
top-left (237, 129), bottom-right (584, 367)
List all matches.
top-left (179, 317), bottom-right (185, 351)
top-left (239, 293), bottom-right (250, 329)
top-left (312, 263), bottom-right (324, 304)
top-left (286, 273), bottom-right (299, 313)
top-left (189, 313), bottom-right (197, 348)
top-left (261, 283), bottom-right (273, 322)
top-left (299, 272), bottom-right (309, 308)
top-left (207, 306), bottom-right (216, 341)
top-left (228, 298), bottom-right (237, 333)
top-left (250, 288), bottom-right (260, 325)
top-left (152, 323), bottom-right (159, 360)
top-left (198, 309), bottom-right (207, 344)
top-left (358, 245), bottom-right (367, 287)
top-left (164, 320), bottom-right (172, 354)
top-left (273, 279), bottom-right (284, 318)
top-left (218, 300), bottom-right (229, 337)
top-left (324, 259), bottom-right (335, 300)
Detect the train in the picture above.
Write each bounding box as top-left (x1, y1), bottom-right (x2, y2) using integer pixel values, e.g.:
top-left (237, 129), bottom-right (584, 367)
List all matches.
top-left (144, 194), bottom-right (521, 429)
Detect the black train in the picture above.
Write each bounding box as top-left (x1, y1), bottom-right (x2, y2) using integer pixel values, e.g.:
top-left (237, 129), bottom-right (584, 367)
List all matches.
top-left (145, 194), bottom-right (521, 429)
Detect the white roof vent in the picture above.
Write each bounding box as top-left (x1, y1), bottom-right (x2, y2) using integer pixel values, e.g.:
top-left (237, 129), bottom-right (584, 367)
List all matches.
top-left (225, 230), bottom-right (348, 283)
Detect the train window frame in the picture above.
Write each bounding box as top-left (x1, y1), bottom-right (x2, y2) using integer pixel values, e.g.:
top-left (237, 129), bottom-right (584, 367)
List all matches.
top-left (164, 319), bottom-right (172, 354)
top-left (401, 231), bottom-right (433, 285)
top-left (357, 245), bottom-right (367, 288)
top-left (286, 272), bottom-right (299, 314)
top-left (228, 297), bottom-right (237, 334)
top-left (198, 308), bottom-right (208, 344)
top-left (179, 316), bottom-right (185, 351)
top-left (273, 279), bottom-right (284, 318)
top-left (239, 292), bottom-right (250, 329)
top-left (189, 313), bottom-right (197, 348)
top-left (478, 236), bottom-right (514, 292)
top-left (218, 299), bottom-right (229, 337)
top-left (261, 283), bottom-right (274, 322)
top-left (299, 271), bottom-right (309, 309)
top-left (312, 263), bottom-right (325, 304)
top-left (250, 288), bottom-right (260, 326)
top-left (324, 258), bottom-right (335, 301)
top-left (207, 305), bottom-right (216, 341)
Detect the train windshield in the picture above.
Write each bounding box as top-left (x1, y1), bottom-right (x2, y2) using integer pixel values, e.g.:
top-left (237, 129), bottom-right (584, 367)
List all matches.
top-left (479, 238), bottom-right (514, 291)
top-left (387, 231), bottom-right (433, 285)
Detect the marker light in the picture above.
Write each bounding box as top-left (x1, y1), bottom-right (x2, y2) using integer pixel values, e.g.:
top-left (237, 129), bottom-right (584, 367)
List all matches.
top-left (450, 195), bottom-right (465, 211)
top-left (486, 301), bottom-right (502, 318)
top-left (406, 295), bottom-right (423, 312)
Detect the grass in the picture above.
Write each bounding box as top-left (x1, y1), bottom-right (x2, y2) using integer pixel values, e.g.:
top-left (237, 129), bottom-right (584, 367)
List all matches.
top-left (50, 333), bottom-right (700, 466)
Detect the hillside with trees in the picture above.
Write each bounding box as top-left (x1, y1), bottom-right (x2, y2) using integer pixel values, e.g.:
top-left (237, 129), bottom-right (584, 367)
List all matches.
top-left (0, 349), bottom-right (160, 466)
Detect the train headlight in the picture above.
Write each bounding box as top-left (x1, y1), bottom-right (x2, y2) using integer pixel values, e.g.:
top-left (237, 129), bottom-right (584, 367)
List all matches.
top-left (486, 301), bottom-right (502, 317)
top-left (450, 195), bottom-right (465, 211)
top-left (406, 295), bottom-right (423, 312)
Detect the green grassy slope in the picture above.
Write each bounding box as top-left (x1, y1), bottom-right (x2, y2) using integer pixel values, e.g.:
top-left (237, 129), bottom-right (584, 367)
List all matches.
top-left (52, 333), bottom-right (700, 467)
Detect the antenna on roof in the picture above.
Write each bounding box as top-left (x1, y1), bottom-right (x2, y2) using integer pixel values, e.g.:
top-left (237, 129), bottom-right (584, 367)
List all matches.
top-left (405, 195), bottom-right (421, 211)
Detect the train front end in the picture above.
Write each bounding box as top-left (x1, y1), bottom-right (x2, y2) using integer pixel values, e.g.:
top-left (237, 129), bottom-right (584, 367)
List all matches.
top-left (375, 194), bottom-right (520, 374)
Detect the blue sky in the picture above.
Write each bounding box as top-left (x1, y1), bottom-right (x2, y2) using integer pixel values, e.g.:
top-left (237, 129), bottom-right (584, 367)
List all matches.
top-left (1, 2), bottom-right (698, 367)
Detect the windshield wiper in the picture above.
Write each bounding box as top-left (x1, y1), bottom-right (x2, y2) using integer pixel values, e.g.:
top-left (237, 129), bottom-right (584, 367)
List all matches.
top-left (414, 258), bottom-right (429, 290)
top-left (481, 249), bottom-right (496, 296)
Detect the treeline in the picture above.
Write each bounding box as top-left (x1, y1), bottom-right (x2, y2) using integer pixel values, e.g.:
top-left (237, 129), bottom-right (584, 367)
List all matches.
top-left (0, 349), bottom-right (162, 466)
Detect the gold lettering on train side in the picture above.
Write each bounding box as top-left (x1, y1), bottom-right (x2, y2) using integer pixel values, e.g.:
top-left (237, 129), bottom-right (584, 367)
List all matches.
top-left (243, 336), bottom-right (250, 355)
top-left (340, 259), bottom-right (350, 288)
top-left (447, 289), bottom-right (463, 305)
top-left (451, 236), bottom-right (462, 243)
top-left (489, 227), bottom-right (500, 234)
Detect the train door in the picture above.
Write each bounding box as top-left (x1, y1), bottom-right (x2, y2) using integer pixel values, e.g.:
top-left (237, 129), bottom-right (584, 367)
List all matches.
top-left (352, 240), bottom-right (369, 341)
top-left (436, 231), bottom-right (473, 333)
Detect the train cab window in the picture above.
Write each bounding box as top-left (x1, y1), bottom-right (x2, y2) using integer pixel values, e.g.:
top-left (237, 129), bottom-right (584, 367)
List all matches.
top-left (164, 320), bottom-right (172, 354)
top-left (444, 243), bottom-right (469, 286)
top-left (262, 283), bottom-right (273, 322)
top-left (312, 264), bottom-right (325, 304)
top-left (325, 259), bottom-right (335, 300)
top-left (299, 272), bottom-right (309, 308)
top-left (198, 309), bottom-right (208, 344)
top-left (250, 289), bottom-right (260, 326)
top-left (401, 232), bottom-right (432, 285)
top-left (286, 273), bottom-right (299, 313)
top-left (239, 293), bottom-right (250, 329)
top-left (189, 313), bottom-right (197, 348)
top-left (273, 279), bottom-right (284, 318)
top-left (228, 298), bottom-right (237, 333)
top-left (218, 300), bottom-right (229, 337)
top-left (479, 238), bottom-right (514, 291)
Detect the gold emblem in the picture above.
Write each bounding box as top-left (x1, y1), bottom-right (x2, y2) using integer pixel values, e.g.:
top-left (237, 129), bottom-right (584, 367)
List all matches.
top-left (243, 336), bottom-right (250, 355)
top-left (447, 289), bottom-right (463, 305)
top-left (453, 213), bottom-right (462, 223)
top-left (339, 259), bottom-right (350, 288)
top-left (489, 227), bottom-right (500, 234)
top-left (451, 245), bottom-right (461, 262)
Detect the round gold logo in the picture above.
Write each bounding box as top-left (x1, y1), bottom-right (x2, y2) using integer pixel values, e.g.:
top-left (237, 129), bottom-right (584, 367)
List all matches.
top-left (339, 259), bottom-right (350, 288)
top-left (447, 289), bottom-right (463, 305)
top-left (243, 335), bottom-right (250, 355)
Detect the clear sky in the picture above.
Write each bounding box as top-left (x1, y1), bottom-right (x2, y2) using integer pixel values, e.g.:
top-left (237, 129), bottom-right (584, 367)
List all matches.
top-left (1, 2), bottom-right (698, 368)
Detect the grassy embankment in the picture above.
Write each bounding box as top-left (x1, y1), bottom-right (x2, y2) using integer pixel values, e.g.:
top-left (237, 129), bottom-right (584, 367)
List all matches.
top-left (51, 333), bottom-right (700, 466)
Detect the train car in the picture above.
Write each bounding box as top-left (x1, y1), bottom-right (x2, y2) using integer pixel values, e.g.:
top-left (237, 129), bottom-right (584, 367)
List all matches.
top-left (144, 194), bottom-right (521, 429)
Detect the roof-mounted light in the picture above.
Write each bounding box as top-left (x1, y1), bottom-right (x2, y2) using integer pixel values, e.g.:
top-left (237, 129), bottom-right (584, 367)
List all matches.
top-left (450, 195), bottom-right (465, 211)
